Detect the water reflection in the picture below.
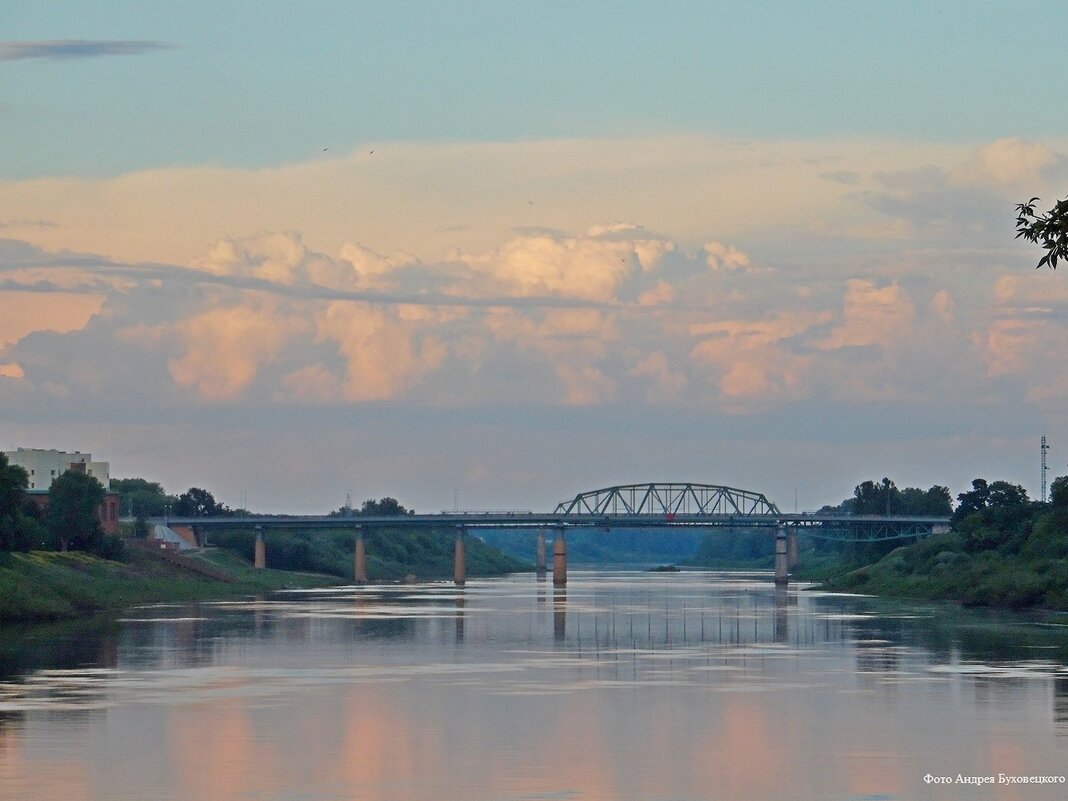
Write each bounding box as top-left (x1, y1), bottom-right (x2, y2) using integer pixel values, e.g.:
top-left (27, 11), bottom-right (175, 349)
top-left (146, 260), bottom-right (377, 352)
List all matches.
top-left (1, 571), bottom-right (1067, 801)
top-left (553, 588), bottom-right (566, 643)
top-left (774, 585), bottom-right (788, 643)
top-left (1056, 679), bottom-right (1068, 734)
top-left (454, 593), bottom-right (465, 643)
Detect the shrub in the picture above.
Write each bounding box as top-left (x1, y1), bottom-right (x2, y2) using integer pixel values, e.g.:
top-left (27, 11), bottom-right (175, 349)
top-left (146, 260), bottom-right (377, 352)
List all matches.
top-left (1026, 509), bottom-right (1068, 559)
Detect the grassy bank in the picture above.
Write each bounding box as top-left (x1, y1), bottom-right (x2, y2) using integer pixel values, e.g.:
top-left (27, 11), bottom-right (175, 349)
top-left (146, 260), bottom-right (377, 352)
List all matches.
top-left (0, 548), bottom-right (344, 624)
top-left (799, 531), bottom-right (1068, 611)
top-left (1, 527), bottom-right (531, 624)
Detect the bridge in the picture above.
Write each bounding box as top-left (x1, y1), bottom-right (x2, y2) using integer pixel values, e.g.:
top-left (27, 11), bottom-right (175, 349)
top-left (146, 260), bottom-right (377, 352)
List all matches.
top-left (153, 482), bottom-right (950, 589)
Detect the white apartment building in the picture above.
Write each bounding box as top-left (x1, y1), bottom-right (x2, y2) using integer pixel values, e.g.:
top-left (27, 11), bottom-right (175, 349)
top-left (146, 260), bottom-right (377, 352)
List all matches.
top-left (3, 448), bottom-right (110, 491)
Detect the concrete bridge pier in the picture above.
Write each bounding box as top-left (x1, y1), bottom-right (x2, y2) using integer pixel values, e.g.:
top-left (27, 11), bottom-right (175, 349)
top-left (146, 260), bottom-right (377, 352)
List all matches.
top-left (254, 525), bottom-right (266, 569)
top-left (454, 526), bottom-right (466, 587)
top-left (535, 528), bottom-right (547, 578)
top-left (774, 525), bottom-right (788, 586)
top-left (354, 528), bottom-right (367, 583)
top-left (787, 526), bottom-right (798, 570)
top-left (552, 526), bottom-right (567, 588)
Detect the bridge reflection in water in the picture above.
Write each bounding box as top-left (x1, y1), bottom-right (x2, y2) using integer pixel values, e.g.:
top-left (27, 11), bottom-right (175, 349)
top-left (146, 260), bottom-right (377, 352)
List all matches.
top-left (531, 575), bottom-right (806, 653)
top-left (153, 482), bottom-right (950, 589)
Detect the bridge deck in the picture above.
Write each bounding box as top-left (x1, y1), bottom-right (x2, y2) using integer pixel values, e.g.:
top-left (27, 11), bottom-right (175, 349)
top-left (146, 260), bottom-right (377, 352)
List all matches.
top-left (155, 512), bottom-right (948, 527)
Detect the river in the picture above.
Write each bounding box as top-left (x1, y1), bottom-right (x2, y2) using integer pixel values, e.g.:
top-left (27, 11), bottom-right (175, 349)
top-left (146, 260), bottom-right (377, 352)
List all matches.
top-left (1, 570), bottom-right (1067, 800)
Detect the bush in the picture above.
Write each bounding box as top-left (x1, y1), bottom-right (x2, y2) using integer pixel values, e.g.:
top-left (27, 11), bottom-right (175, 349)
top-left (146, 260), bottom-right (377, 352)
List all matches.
top-left (966, 568), bottom-right (1046, 609)
top-left (1026, 509), bottom-right (1068, 558)
top-left (95, 535), bottom-right (127, 561)
top-left (0, 512), bottom-right (46, 552)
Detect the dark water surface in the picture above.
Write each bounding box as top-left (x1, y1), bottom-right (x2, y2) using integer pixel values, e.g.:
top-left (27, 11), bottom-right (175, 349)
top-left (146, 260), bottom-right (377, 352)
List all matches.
top-left (2, 570), bottom-right (1067, 800)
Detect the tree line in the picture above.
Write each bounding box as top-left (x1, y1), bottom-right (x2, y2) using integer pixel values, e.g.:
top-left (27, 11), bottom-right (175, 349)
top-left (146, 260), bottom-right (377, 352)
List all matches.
top-left (0, 453), bottom-right (122, 557)
top-left (111, 478), bottom-right (414, 521)
top-left (816, 478), bottom-right (952, 517)
top-left (110, 479), bottom-right (235, 519)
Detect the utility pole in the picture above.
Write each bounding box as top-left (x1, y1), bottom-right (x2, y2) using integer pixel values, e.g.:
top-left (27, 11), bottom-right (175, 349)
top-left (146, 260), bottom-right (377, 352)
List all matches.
top-left (1041, 436), bottom-right (1050, 503)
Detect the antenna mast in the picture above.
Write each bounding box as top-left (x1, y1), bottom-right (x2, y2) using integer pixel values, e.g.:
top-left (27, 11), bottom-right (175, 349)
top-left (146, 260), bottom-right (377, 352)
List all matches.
top-left (1041, 436), bottom-right (1050, 503)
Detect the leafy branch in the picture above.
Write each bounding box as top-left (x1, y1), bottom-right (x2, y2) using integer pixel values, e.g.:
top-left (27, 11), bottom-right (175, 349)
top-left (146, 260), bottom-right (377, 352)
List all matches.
top-left (1015, 195), bottom-right (1068, 269)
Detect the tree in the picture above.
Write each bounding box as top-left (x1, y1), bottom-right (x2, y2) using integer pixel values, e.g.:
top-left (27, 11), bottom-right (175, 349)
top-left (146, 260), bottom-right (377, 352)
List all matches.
top-left (897, 485), bottom-right (953, 516)
top-left (0, 454), bottom-right (45, 552)
top-left (852, 478), bottom-right (898, 515)
top-left (110, 477), bottom-right (174, 517)
top-left (1049, 475), bottom-right (1068, 509)
top-left (360, 497), bottom-right (411, 516)
top-left (954, 479), bottom-right (990, 523)
top-left (1015, 195), bottom-right (1068, 269)
top-left (953, 478), bottom-right (1033, 553)
top-left (46, 471), bottom-right (106, 552)
top-left (173, 487), bottom-right (229, 517)
top-left (0, 453), bottom-right (29, 519)
top-left (986, 480), bottom-right (1029, 508)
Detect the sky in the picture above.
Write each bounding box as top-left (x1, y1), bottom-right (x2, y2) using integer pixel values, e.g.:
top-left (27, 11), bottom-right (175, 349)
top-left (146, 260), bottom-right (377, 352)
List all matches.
top-left (2, 2), bottom-right (1067, 513)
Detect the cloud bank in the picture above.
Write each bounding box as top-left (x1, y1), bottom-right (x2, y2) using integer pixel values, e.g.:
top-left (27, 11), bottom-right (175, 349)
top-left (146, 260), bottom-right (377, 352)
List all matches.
top-left (1, 134), bottom-right (1064, 510)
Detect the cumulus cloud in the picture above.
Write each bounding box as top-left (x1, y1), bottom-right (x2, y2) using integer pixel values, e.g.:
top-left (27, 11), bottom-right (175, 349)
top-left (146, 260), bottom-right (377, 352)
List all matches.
top-left (816, 281), bottom-right (915, 351)
top-left (628, 351), bottom-right (688, 402)
top-left (979, 318), bottom-right (1041, 377)
top-left (168, 301), bottom-right (309, 401)
top-left (0, 225), bottom-right (1025, 416)
top-left (0, 289), bottom-right (105, 346)
top-left (4, 133), bottom-right (1067, 509)
top-left (951, 138), bottom-right (1058, 187)
top-left (929, 289), bottom-right (955, 323)
top-left (315, 303), bottom-right (447, 402)
top-left (690, 312), bottom-right (826, 402)
top-left (849, 138), bottom-right (1066, 254)
top-left (466, 233), bottom-right (636, 303)
top-left (704, 241), bottom-right (751, 272)
top-left (2, 138), bottom-right (1068, 427)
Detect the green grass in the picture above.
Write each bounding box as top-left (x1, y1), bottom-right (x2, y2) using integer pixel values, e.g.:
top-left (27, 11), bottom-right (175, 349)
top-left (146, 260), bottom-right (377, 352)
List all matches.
top-left (0, 527), bottom-right (530, 624)
top-left (807, 531), bottom-right (1068, 611)
top-left (0, 548), bottom-right (344, 625)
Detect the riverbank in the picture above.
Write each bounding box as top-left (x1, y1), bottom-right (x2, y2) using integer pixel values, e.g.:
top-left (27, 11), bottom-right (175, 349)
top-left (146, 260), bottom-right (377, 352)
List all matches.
top-left (797, 531), bottom-right (1068, 611)
top-left (0, 547), bottom-right (347, 624)
top-left (1, 527), bottom-right (533, 624)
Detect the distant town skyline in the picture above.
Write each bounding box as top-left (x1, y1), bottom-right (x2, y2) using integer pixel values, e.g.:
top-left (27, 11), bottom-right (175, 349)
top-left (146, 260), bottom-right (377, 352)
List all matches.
top-left (2, 3), bottom-right (1067, 512)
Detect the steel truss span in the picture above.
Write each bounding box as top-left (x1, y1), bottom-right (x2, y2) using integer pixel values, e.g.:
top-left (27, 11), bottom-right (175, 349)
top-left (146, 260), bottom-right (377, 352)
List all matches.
top-left (554, 483), bottom-right (782, 517)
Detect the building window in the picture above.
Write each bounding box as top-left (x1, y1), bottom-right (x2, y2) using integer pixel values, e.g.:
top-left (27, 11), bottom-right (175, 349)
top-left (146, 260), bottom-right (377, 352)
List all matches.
top-left (30, 469), bottom-right (34, 475)
top-left (51, 469), bottom-right (56, 476)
